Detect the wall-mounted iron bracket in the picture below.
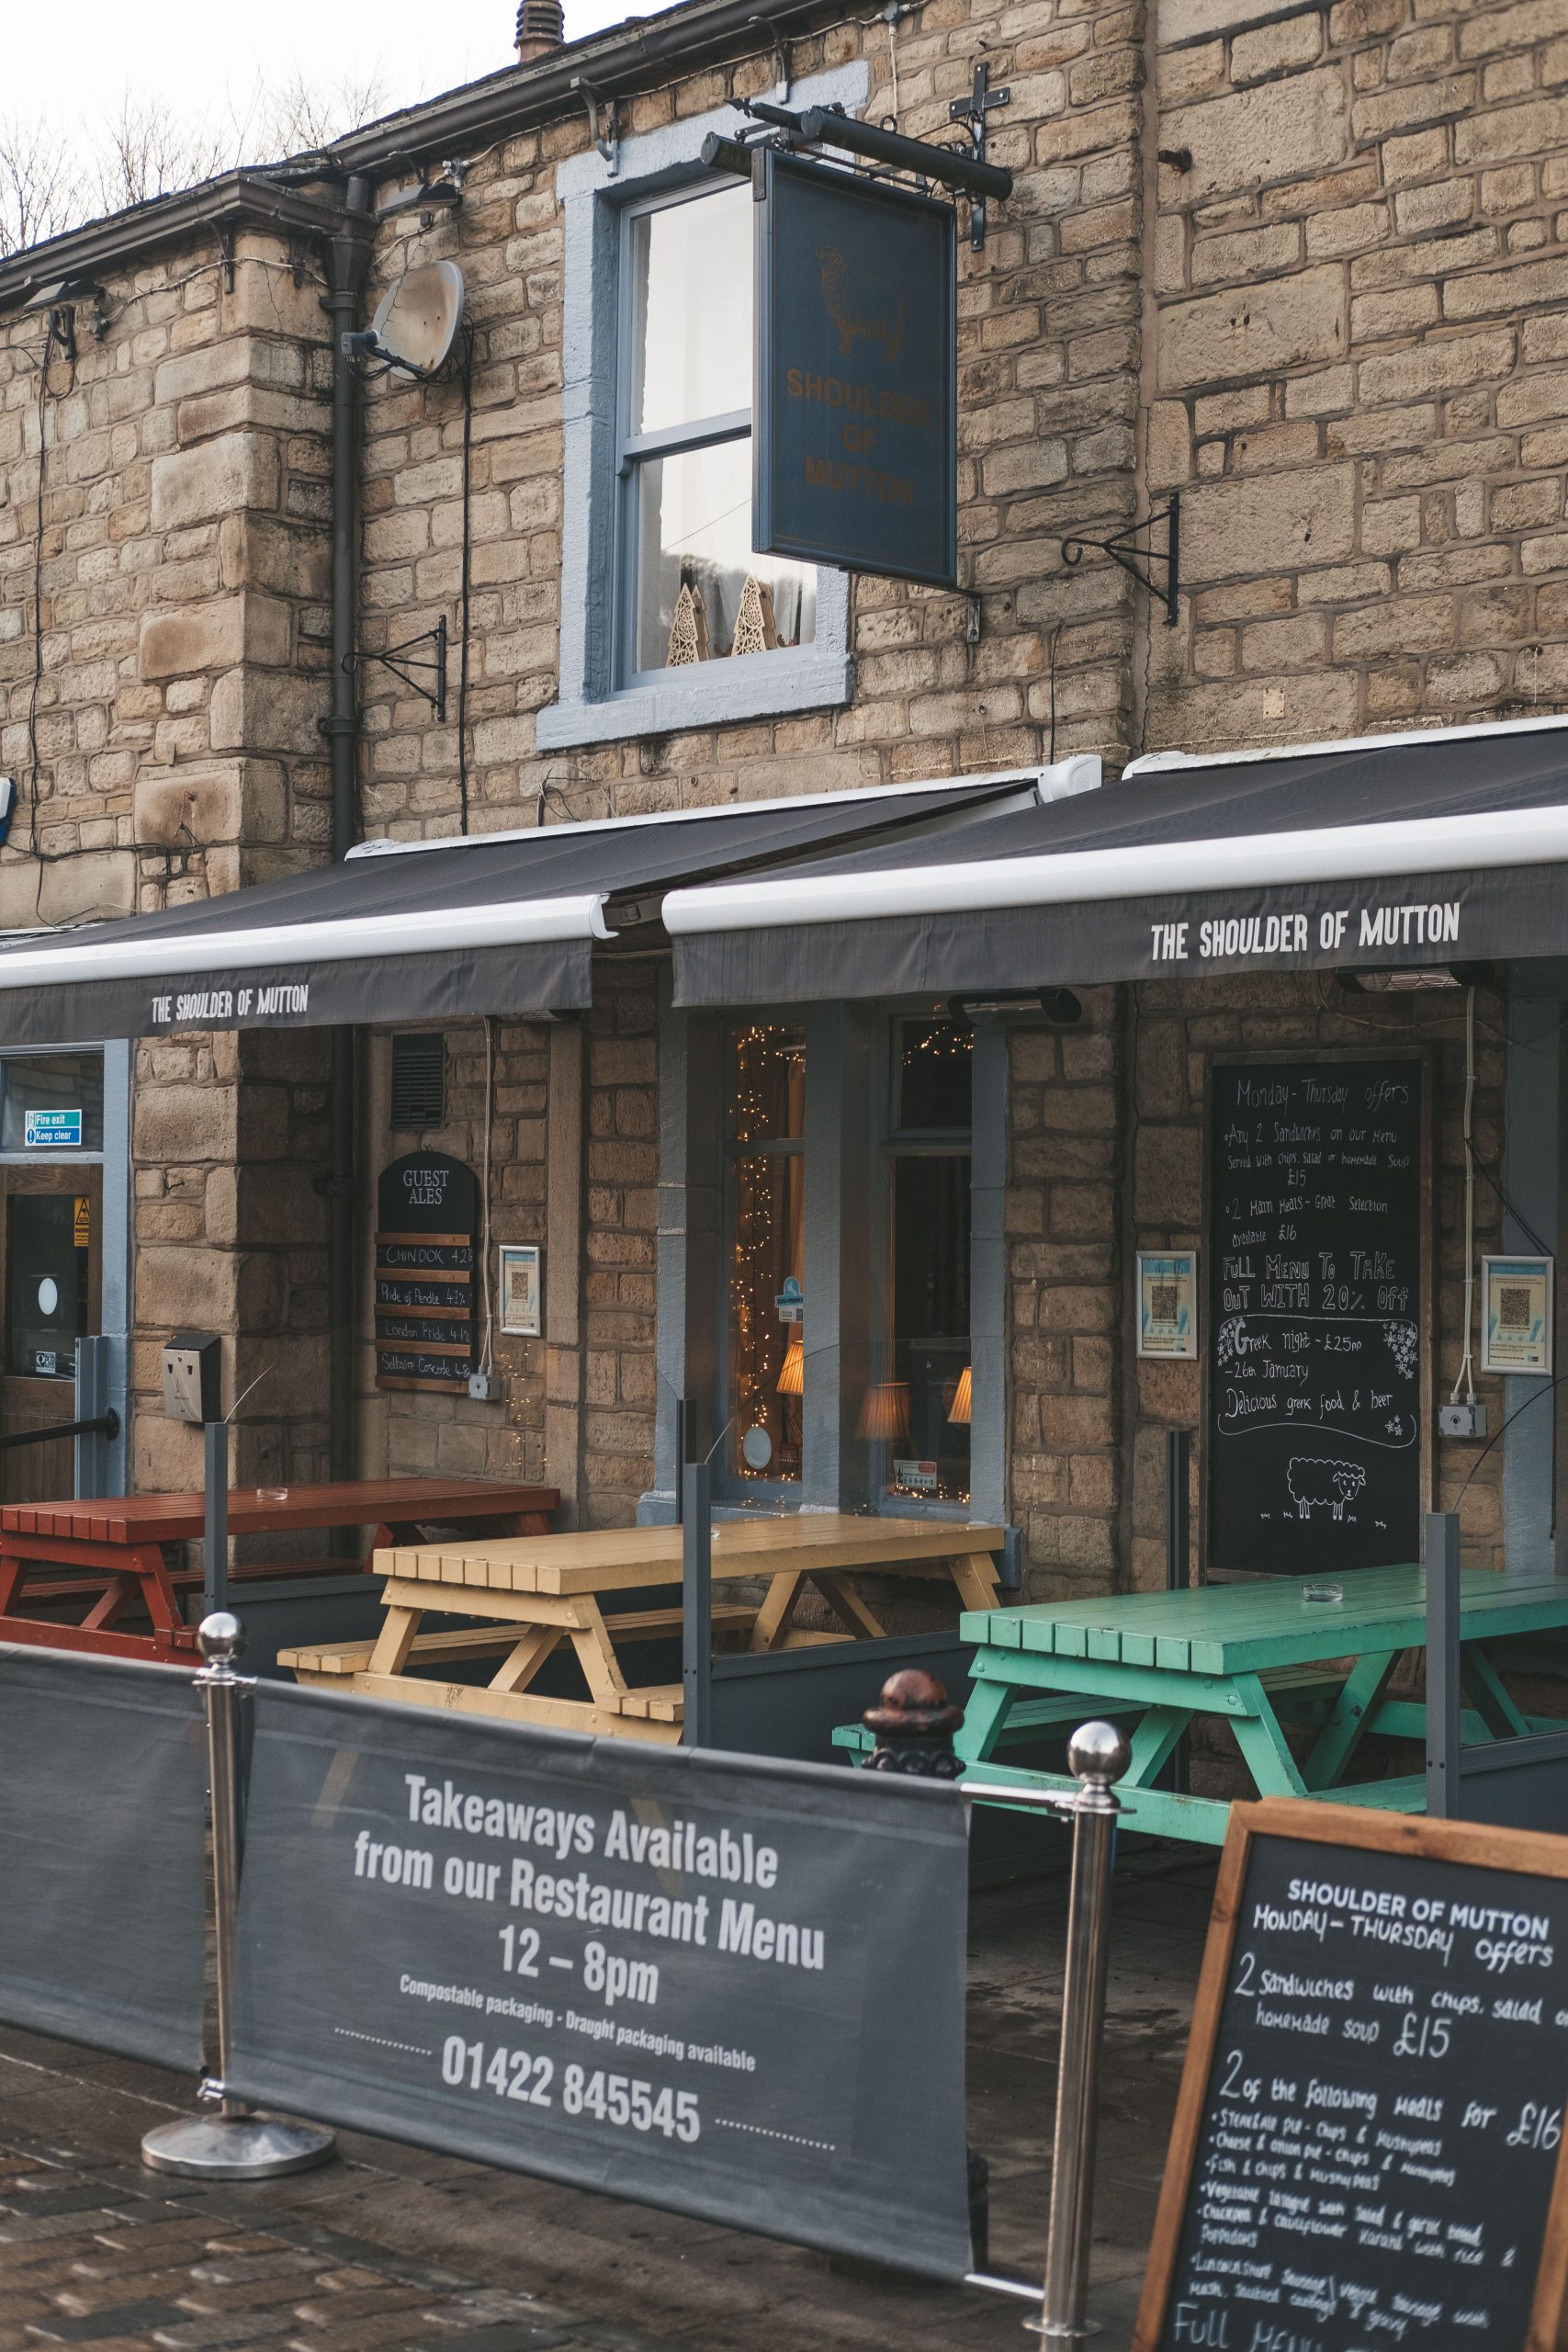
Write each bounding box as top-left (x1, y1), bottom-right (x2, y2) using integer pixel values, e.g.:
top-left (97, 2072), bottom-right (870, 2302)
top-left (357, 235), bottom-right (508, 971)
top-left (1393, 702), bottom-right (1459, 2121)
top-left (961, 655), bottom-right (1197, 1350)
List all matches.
top-left (1062, 491), bottom-right (1181, 627)
top-left (573, 78), bottom-right (620, 176)
top-left (948, 62), bottom-right (1010, 250)
top-left (342, 616), bottom-right (448, 720)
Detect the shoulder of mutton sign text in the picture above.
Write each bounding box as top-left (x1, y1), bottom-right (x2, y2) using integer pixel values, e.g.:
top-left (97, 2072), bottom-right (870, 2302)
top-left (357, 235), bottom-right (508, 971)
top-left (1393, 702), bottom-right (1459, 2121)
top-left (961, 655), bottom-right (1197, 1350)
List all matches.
top-left (1207, 1061), bottom-right (1423, 1574)
top-left (1134, 1804), bottom-right (1568, 2352)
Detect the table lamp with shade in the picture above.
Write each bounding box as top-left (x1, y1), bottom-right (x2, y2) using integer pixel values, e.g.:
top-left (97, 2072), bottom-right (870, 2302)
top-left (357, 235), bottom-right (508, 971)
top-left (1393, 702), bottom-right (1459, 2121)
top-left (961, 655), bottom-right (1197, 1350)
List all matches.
top-left (856, 1380), bottom-right (911, 1441)
top-left (948, 1364), bottom-right (973, 1425)
top-left (776, 1337), bottom-right (805, 1395)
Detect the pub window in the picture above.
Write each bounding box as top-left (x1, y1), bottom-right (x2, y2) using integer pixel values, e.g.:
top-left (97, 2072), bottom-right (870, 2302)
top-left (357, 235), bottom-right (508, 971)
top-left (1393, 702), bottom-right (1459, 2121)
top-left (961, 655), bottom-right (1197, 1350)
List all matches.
top-left (722, 1023), bottom-right (806, 1491)
top-left (871, 1018), bottom-right (972, 1506)
top-left (618, 182), bottom-right (816, 682)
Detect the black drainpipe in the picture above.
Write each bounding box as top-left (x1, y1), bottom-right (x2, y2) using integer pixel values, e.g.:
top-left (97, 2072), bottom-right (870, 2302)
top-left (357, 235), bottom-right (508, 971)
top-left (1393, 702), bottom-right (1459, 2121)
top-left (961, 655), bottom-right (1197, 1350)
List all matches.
top-left (322, 175), bottom-right (372, 1484)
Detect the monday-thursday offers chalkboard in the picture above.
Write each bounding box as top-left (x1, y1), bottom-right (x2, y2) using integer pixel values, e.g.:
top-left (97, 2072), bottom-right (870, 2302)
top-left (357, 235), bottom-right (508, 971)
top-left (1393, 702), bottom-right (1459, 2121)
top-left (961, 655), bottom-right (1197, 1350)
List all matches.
top-left (1134, 1802), bottom-right (1568, 2352)
top-left (1208, 1059), bottom-right (1424, 1575)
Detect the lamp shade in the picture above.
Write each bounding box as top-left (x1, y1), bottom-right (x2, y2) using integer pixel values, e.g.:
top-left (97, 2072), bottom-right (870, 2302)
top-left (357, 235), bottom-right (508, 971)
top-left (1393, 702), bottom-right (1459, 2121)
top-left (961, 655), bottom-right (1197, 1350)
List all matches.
top-left (777, 1338), bottom-right (805, 1396)
top-left (857, 1380), bottom-right (910, 1442)
top-left (948, 1364), bottom-right (973, 1425)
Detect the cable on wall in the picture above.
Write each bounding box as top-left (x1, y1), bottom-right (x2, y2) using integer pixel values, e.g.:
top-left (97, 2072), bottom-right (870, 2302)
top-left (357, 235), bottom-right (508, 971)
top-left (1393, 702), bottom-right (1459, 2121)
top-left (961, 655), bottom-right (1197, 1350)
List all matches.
top-left (457, 324), bottom-right (476, 835)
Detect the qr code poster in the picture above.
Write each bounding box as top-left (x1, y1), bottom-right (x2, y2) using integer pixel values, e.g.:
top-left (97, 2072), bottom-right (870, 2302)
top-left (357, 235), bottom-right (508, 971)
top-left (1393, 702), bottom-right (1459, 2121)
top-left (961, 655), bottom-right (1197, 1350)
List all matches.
top-left (1481, 1253), bottom-right (1553, 1375)
top-left (1137, 1252), bottom-right (1197, 1360)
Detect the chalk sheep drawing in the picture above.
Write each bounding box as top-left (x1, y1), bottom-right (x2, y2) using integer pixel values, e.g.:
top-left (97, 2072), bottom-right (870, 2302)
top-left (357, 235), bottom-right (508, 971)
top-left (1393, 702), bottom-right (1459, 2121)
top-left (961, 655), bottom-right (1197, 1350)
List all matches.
top-left (1287, 1457), bottom-right (1368, 1521)
top-left (816, 246), bottom-right (907, 365)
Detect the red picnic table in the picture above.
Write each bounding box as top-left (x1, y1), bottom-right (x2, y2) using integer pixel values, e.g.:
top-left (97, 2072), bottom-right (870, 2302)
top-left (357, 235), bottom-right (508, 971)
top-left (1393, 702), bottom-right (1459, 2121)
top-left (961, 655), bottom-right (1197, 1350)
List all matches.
top-left (0, 1478), bottom-right (559, 1665)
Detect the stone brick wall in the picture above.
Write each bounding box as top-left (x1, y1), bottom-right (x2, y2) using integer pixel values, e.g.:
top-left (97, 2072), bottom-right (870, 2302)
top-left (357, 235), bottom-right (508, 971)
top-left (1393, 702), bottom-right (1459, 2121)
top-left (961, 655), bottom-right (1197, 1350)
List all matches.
top-left (1147, 0), bottom-right (1568, 750)
top-left (351, 0), bottom-right (1151, 838)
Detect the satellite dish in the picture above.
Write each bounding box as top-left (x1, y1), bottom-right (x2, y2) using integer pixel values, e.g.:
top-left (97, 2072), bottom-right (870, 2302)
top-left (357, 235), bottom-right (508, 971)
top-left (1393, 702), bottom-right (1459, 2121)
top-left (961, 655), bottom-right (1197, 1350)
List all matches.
top-left (355, 260), bottom-right (466, 377)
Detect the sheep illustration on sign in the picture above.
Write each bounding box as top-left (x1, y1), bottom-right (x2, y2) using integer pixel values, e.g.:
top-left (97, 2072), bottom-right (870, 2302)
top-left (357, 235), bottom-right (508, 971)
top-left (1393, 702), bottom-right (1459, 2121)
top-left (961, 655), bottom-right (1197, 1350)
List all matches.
top-left (1287, 1457), bottom-right (1369, 1521)
top-left (816, 245), bottom-right (907, 363)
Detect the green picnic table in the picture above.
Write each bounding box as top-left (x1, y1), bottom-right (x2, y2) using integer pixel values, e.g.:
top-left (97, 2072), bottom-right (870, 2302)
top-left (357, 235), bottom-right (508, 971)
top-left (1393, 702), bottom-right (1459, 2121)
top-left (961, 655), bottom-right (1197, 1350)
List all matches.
top-left (939, 1566), bottom-right (1568, 1845)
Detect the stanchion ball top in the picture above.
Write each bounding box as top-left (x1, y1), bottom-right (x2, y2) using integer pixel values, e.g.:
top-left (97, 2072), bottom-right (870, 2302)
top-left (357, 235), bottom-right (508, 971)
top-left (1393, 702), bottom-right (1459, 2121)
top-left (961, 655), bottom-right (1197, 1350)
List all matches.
top-left (198, 1611), bottom-right (246, 1665)
top-left (1067, 1719), bottom-right (1131, 1788)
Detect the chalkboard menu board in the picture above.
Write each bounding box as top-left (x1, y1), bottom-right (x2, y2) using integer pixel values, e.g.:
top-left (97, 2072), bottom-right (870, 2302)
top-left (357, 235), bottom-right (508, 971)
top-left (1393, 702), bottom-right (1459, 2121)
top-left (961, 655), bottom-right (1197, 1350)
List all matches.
top-left (375, 1152), bottom-right (478, 1393)
top-left (1208, 1059), bottom-right (1425, 1574)
top-left (1135, 1803), bottom-right (1568, 2352)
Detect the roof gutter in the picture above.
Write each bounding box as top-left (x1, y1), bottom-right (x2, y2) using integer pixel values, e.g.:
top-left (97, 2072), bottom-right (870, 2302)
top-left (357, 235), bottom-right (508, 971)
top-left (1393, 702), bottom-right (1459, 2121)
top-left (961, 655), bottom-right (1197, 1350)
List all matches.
top-left (311, 0), bottom-right (839, 174)
top-left (0, 894), bottom-right (613, 992)
top-left (661, 805), bottom-right (1568, 937)
top-left (0, 174), bottom-right (352, 312)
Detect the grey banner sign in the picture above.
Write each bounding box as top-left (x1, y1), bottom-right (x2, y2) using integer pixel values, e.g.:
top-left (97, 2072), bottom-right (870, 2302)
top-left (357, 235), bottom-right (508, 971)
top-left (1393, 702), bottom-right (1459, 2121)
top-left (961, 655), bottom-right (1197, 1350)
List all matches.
top-left (0, 1647), bottom-right (206, 2070)
top-left (228, 1684), bottom-right (973, 2278)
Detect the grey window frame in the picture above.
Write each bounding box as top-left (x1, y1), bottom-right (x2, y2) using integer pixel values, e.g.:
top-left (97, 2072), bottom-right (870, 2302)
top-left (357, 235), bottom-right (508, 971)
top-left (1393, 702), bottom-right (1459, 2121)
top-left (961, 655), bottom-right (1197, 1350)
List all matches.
top-left (613, 177), bottom-right (757, 694)
top-left (539, 66), bottom-right (864, 753)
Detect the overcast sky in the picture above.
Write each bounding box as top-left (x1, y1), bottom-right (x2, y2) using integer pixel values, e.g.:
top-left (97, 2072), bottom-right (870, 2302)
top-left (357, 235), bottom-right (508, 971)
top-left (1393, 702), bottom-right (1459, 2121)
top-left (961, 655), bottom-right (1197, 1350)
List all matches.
top-left (8, 0), bottom-right (647, 166)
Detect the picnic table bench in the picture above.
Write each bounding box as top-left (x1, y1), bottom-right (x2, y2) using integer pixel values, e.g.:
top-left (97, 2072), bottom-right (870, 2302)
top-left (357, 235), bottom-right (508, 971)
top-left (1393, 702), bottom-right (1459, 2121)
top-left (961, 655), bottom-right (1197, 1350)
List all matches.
top-left (902, 1565), bottom-right (1568, 1844)
top-left (281, 1512), bottom-right (1006, 1745)
top-left (0, 1478), bottom-right (558, 1666)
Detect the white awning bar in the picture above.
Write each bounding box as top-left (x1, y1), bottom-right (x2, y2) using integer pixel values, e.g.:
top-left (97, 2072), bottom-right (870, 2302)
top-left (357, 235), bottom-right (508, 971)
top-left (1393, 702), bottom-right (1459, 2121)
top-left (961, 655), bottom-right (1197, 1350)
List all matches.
top-left (0, 893), bottom-right (613, 992)
top-left (662, 805), bottom-right (1568, 938)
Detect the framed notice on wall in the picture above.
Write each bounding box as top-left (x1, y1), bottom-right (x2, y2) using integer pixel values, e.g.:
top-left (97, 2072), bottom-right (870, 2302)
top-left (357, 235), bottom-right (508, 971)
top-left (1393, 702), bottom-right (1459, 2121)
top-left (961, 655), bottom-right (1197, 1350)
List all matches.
top-left (1137, 1252), bottom-right (1197, 1359)
top-left (498, 1244), bottom-right (541, 1337)
top-left (1134, 1799), bottom-right (1568, 2352)
top-left (1206, 1057), bottom-right (1428, 1576)
top-left (1483, 1254), bottom-right (1554, 1374)
top-left (374, 1152), bottom-right (478, 1392)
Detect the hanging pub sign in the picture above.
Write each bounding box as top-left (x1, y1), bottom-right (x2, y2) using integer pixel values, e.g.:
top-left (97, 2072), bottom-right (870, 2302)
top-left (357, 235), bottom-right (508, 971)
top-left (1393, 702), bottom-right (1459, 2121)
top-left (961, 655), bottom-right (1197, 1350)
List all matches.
top-left (753, 148), bottom-right (957, 589)
top-left (375, 1152), bottom-right (478, 1393)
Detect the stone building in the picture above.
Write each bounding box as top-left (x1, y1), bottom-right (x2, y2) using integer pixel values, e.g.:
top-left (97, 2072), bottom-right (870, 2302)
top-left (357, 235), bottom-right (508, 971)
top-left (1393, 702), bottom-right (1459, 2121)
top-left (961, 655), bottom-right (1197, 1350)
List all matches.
top-left (0, 0), bottom-right (1562, 1681)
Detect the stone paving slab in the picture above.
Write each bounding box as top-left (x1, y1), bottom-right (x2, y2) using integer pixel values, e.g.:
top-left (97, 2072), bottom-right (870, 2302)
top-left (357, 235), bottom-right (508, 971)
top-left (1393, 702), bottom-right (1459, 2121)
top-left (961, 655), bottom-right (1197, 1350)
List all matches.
top-left (0, 1857), bottom-right (1217, 2352)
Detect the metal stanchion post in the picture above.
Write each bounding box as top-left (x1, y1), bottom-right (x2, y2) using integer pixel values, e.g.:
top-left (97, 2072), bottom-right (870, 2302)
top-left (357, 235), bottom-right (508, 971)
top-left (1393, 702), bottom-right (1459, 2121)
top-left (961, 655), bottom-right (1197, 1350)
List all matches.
top-left (142, 1612), bottom-right (335, 2179)
top-left (203, 1417), bottom-right (229, 1618)
top-left (1028, 1721), bottom-right (1130, 2343)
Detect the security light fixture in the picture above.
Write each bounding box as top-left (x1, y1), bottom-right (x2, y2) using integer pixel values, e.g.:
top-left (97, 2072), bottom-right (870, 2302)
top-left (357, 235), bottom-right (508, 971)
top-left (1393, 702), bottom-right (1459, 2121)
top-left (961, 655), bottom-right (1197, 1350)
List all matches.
top-left (949, 988), bottom-right (1083, 1024)
top-left (1340, 964), bottom-right (1495, 994)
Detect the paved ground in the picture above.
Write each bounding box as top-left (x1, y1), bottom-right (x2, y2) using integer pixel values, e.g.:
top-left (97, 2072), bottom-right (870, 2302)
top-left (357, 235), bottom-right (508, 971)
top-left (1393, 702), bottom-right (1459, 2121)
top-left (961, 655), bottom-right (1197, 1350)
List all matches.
top-left (0, 1844), bottom-right (1219, 2352)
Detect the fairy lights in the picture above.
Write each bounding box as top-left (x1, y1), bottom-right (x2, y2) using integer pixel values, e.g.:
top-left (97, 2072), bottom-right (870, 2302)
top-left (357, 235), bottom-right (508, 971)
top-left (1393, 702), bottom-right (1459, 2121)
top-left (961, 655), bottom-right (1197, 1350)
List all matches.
top-left (728, 1023), bottom-right (805, 1482)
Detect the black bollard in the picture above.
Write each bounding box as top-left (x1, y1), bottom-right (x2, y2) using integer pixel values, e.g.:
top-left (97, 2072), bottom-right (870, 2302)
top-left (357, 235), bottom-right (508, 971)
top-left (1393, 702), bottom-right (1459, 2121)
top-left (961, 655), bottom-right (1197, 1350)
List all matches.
top-left (862, 1667), bottom-right (965, 1779)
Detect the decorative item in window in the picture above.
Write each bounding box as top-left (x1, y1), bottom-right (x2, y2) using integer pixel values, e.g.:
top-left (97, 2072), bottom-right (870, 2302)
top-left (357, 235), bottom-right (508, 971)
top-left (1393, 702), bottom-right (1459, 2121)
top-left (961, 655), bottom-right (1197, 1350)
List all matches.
top-left (776, 1336), bottom-right (805, 1395)
top-left (948, 1364), bottom-right (972, 1425)
top-left (1137, 1250), bottom-right (1198, 1360)
top-left (730, 574), bottom-right (779, 657)
top-left (666, 578), bottom-right (711, 666)
top-left (857, 1381), bottom-right (911, 1441)
top-left (498, 1244), bottom-right (543, 1338)
top-left (1481, 1254), bottom-right (1553, 1374)
top-left (727, 1023), bottom-right (806, 1483)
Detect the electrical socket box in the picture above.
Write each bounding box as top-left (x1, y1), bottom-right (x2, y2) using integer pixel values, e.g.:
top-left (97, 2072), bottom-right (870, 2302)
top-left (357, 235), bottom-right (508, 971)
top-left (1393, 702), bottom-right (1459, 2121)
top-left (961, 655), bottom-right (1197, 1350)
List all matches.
top-left (162, 1333), bottom-right (222, 1425)
top-left (1438, 1401), bottom-right (1488, 1440)
top-left (468, 1371), bottom-right (497, 1401)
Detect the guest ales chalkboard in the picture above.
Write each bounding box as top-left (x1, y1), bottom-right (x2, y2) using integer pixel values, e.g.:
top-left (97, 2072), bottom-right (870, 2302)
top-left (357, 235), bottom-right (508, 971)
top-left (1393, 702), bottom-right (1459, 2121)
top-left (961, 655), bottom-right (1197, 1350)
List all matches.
top-left (1208, 1060), bottom-right (1425, 1575)
top-left (1134, 1803), bottom-right (1568, 2352)
top-left (374, 1151), bottom-right (478, 1393)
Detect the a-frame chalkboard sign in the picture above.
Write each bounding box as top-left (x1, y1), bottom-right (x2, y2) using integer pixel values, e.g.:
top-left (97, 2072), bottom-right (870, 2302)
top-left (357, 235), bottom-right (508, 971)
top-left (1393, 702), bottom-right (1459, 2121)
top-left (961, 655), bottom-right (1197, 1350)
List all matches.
top-left (1134, 1800), bottom-right (1568, 2352)
top-left (374, 1152), bottom-right (479, 1394)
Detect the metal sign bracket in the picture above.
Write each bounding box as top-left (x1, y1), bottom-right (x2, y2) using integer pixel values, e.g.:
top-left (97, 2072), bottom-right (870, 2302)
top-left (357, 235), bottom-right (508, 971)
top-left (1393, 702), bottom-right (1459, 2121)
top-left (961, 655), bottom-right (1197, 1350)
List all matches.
top-left (573, 78), bottom-right (621, 177)
top-left (341, 615), bottom-right (449, 719)
top-left (1062, 491), bottom-right (1182, 627)
top-left (948, 62), bottom-right (1010, 250)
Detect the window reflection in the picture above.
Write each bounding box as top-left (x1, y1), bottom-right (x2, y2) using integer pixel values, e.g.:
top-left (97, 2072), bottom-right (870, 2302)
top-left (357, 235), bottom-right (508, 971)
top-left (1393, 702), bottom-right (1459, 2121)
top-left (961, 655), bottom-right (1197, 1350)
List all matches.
top-left (636, 447), bottom-right (816, 673)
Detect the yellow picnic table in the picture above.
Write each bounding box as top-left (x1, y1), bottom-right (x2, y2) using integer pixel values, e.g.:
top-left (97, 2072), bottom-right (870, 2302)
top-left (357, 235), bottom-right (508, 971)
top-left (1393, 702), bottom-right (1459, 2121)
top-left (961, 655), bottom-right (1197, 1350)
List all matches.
top-left (279, 1512), bottom-right (1006, 1744)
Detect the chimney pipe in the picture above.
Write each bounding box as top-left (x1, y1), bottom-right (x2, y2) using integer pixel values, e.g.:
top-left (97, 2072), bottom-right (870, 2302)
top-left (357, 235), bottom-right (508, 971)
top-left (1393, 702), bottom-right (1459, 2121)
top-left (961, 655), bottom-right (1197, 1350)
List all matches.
top-left (516, 0), bottom-right (564, 61)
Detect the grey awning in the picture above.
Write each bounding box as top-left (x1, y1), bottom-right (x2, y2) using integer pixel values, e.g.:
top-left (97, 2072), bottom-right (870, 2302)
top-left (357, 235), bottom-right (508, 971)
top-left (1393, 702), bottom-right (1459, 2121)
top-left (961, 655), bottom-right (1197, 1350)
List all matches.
top-left (0, 778), bottom-right (1038, 1045)
top-left (666, 718), bottom-right (1568, 1005)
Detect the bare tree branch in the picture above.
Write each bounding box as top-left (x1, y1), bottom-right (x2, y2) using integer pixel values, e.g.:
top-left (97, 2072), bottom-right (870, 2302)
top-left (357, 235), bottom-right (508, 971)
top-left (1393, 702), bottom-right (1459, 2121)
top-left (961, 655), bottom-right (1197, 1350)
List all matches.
top-left (0, 116), bottom-right (87, 259)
